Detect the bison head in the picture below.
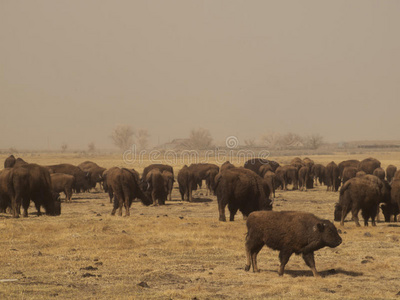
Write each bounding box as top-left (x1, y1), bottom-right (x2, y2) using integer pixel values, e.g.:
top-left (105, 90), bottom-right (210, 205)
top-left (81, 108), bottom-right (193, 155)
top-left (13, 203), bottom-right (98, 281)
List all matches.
top-left (314, 220), bottom-right (342, 248)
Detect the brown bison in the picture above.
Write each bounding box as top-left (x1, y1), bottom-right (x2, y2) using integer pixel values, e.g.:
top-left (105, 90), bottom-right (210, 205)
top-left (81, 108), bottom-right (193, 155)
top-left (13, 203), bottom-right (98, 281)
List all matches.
top-left (244, 159), bottom-right (280, 175)
top-left (142, 164), bottom-right (174, 200)
top-left (188, 163), bottom-right (219, 190)
top-left (145, 168), bottom-right (168, 206)
top-left (214, 167), bottom-right (272, 222)
top-left (4, 155), bottom-right (16, 168)
top-left (358, 157), bottom-right (381, 174)
top-left (0, 169), bottom-right (13, 212)
top-left (245, 211), bottom-right (342, 277)
top-left (311, 164), bottom-right (326, 186)
top-left (298, 166), bottom-right (312, 191)
top-left (51, 173), bottom-right (75, 202)
top-left (334, 176), bottom-right (385, 226)
top-left (162, 170), bottom-right (174, 201)
top-left (107, 168), bottom-right (151, 216)
top-left (338, 160), bottom-right (360, 179)
top-left (372, 167), bottom-right (385, 181)
top-left (381, 178), bottom-right (400, 222)
top-left (78, 161), bottom-right (106, 190)
top-left (220, 161), bottom-right (235, 172)
top-left (386, 165), bottom-right (397, 183)
top-left (341, 167), bottom-right (358, 184)
top-left (9, 164), bottom-right (60, 217)
top-left (325, 162), bottom-right (340, 191)
top-left (177, 165), bottom-right (197, 202)
top-left (46, 164), bottom-right (91, 193)
top-left (275, 165), bottom-right (298, 191)
top-left (205, 168), bottom-right (219, 195)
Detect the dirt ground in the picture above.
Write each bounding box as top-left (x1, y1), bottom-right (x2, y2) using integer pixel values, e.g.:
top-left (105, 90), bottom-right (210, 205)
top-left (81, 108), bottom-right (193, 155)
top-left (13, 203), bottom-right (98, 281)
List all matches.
top-left (0, 152), bottom-right (400, 299)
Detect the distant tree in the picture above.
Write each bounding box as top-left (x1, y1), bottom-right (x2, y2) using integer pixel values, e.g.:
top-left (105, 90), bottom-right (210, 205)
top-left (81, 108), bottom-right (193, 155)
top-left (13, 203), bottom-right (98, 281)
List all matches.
top-left (88, 142), bottom-right (96, 153)
top-left (244, 138), bottom-right (256, 147)
top-left (260, 133), bottom-right (281, 149)
top-left (305, 134), bottom-right (324, 150)
top-left (189, 128), bottom-right (213, 149)
top-left (110, 124), bottom-right (135, 151)
top-left (61, 143), bottom-right (68, 153)
top-left (280, 133), bottom-right (303, 149)
top-left (135, 129), bottom-right (150, 150)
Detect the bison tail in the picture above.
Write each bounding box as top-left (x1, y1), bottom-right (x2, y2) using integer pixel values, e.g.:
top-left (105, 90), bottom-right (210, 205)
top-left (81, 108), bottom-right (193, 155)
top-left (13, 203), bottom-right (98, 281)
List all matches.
top-left (339, 181), bottom-right (350, 196)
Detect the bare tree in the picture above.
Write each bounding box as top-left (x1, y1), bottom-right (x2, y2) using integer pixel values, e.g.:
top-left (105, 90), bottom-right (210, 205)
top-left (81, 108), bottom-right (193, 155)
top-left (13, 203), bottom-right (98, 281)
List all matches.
top-left (61, 143), bottom-right (68, 153)
top-left (305, 134), bottom-right (324, 150)
top-left (280, 133), bottom-right (303, 149)
top-left (260, 133), bottom-right (281, 149)
top-left (135, 129), bottom-right (150, 150)
top-left (244, 138), bottom-right (256, 147)
top-left (188, 128), bottom-right (213, 149)
top-left (110, 124), bottom-right (135, 151)
top-left (88, 142), bottom-right (96, 153)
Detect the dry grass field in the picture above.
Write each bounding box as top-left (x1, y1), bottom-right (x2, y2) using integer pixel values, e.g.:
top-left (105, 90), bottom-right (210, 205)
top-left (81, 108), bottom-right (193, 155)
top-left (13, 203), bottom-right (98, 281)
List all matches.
top-left (1, 152), bottom-right (400, 299)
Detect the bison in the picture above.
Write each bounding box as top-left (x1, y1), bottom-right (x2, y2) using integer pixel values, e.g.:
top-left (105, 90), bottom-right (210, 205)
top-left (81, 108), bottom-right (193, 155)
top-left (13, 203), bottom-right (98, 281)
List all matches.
top-left (141, 164), bottom-right (174, 200)
top-left (244, 159), bottom-right (280, 175)
top-left (311, 164), bottom-right (326, 186)
top-left (341, 167), bottom-right (358, 184)
top-left (382, 178), bottom-right (400, 222)
top-left (107, 168), bottom-right (152, 216)
top-left (46, 164), bottom-right (91, 193)
top-left (214, 167), bottom-right (272, 222)
top-left (245, 211), bottom-right (342, 277)
top-left (358, 157), bottom-right (381, 174)
top-left (4, 155), bottom-right (16, 168)
top-left (50, 173), bottom-right (75, 202)
top-left (338, 160), bottom-right (360, 179)
top-left (334, 176), bottom-right (385, 226)
top-left (177, 165), bottom-right (197, 202)
top-left (145, 168), bottom-right (168, 206)
top-left (78, 161), bottom-right (106, 190)
top-left (325, 162), bottom-right (340, 191)
top-left (386, 165), bottom-right (397, 183)
top-left (372, 167), bottom-right (385, 181)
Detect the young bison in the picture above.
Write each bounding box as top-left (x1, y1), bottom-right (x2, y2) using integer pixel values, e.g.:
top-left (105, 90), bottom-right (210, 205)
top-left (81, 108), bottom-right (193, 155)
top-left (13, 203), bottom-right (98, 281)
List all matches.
top-left (245, 211), bottom-right (342, 277)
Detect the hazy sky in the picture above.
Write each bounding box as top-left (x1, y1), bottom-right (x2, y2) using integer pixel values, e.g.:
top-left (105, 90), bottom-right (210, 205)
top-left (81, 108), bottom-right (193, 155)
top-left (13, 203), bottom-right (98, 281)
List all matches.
top-left (1, 1), bottom-right (399, 150)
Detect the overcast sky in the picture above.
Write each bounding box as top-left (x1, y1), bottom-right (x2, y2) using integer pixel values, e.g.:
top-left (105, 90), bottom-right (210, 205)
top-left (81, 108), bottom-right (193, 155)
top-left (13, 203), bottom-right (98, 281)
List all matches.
top-left (1, 1), bottom-right (399, 150)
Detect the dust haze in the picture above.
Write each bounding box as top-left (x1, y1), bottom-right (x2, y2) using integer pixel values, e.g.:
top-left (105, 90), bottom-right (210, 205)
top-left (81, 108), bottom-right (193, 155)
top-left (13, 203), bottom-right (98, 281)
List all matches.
top-left (1, 1), bottom-right (399, 150)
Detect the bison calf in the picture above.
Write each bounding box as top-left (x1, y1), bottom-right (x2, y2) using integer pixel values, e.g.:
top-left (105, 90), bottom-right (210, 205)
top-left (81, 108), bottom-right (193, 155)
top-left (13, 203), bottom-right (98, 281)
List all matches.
top-left (245, 211), bottom-right (342, 277)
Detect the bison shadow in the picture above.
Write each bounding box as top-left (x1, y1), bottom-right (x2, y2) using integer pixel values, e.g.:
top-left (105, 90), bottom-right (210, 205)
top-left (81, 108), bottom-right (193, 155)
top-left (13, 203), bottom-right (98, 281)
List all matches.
top-left (262, 268), bottom-right (363, 278)
top-left (190, 197), bottom-right (213, 203)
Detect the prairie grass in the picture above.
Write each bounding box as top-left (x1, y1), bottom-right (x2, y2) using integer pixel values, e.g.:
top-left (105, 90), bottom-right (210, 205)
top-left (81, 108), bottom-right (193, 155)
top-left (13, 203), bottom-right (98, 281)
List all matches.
top-left (0, 153), bottom-right (399, 299)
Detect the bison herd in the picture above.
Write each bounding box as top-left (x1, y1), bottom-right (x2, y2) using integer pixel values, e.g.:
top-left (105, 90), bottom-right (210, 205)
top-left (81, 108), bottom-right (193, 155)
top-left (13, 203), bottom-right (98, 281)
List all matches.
top-left (1, 154), bottom-right (400, 277)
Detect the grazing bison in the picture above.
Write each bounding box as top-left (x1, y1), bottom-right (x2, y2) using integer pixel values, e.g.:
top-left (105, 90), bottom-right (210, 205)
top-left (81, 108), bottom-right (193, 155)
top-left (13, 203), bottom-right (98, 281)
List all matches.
top-left (46, 164), bottom-right (91, 193)
top-left (78, 161), bottom-right (106, 190)
top-left (311, 164), bottom-right (326, 186)
top-left (334, 176), bottom-right (384, 226)
top-left (142, 164), bottom-right (174, 200)
top-left (102, 167), bottom-right (120, 203)
top-left (372, 167), bottom-right (385, 181)
top-left (386, 165), bottom-right (397, 183)
top-left (214, 167), bottom-right (272, 222)
top-left (245, 211), bottom-right (342, 277)
top-left (145, 168), bottom-right (168, 205)
top-left (10, 164), bottom-right (60, 217)
top-left (341, 167), bottom-right (358, 184)
top-left (177, 165), bottom-right (197, 202)
top-left (325, 162), bottom-right (340, 191)
top-left (4, 155), bottom-right (16, 168)
top-left (244, 159), bottom-right (280, 175)
top-left (338, 160), bottom-right (360, 179)
top-left (107, 168), bottom-right (151, 216)
top-left (358, 157), bottom-right (381, 174)
top-left (50, 173), bottom-right (75, 202)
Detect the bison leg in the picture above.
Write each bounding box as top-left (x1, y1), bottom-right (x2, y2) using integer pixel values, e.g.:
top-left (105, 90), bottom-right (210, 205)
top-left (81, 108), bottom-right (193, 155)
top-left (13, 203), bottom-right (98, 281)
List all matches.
top-left (22, 198), bottom-right (30, 218)
top-left (278, 250), bottom-right (292, 276)
top-left (229, 208), bottom-right (238, 221)
top-left (152, 191), bottom-right (158, 206)
top-left (351, 207), bottom-right (361, 227)
top-left (302, 252), bottom-right (320, 277)
top-left (245, 238), bottom-right (264, 272)
top-left (218, 199), bottom-right (227, 222)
